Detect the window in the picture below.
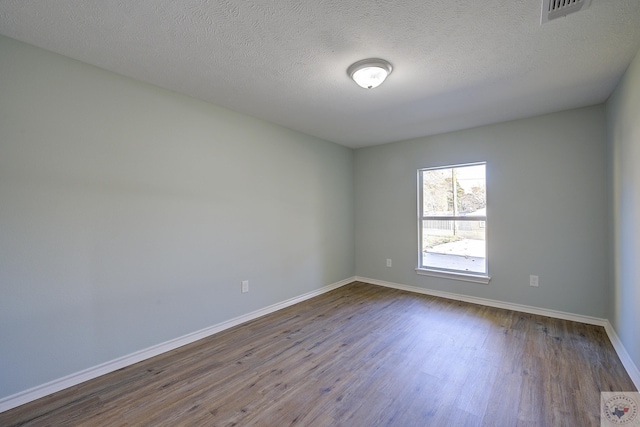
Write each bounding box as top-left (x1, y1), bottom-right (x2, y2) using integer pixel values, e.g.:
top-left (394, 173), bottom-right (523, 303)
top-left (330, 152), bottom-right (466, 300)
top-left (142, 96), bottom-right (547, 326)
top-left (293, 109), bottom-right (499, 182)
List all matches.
top-left (417, 162), bottom-right (489, 283)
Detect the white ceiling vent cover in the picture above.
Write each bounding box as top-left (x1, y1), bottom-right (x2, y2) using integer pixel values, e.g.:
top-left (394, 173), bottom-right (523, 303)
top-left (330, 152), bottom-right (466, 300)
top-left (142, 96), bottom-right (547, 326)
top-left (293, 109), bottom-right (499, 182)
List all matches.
top-left (541, 0), bottom-right (592, 24)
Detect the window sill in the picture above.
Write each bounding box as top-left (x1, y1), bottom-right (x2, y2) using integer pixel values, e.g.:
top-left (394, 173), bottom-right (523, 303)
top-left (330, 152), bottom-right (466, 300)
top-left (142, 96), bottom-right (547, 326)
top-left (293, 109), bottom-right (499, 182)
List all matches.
top-left (415, 268), bottom-right (491, 285)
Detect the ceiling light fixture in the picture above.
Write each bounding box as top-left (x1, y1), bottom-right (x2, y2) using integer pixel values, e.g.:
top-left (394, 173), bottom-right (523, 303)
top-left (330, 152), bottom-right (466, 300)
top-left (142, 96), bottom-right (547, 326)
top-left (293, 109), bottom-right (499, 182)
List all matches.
top-left (347, 58), bottom-right (393, 89)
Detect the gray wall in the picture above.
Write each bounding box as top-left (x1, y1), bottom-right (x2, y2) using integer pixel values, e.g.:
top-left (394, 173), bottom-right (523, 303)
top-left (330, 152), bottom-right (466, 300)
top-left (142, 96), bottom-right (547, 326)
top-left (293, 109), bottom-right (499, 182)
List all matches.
top-left (0, 35), bottom-right (354, 399)
top-left (607, 47), bottom-right (640, 371)
top-left (355, 106), bottom-right (609, 317)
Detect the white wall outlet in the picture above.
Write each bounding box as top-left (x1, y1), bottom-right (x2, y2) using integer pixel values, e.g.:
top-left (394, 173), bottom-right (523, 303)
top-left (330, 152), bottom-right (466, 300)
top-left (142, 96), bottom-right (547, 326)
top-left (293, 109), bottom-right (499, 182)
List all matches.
top-left (241, 280), bottom-right (249, 293)
top-left (529, 275), bottom-right (539, 287)
top-left (386, 259), bottom-right (392, 267)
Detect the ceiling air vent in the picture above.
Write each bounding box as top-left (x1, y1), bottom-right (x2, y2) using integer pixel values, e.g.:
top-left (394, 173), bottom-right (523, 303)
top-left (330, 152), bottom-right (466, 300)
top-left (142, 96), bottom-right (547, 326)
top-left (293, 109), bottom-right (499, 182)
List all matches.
top-left (541, 0), bottom-right (592, 24)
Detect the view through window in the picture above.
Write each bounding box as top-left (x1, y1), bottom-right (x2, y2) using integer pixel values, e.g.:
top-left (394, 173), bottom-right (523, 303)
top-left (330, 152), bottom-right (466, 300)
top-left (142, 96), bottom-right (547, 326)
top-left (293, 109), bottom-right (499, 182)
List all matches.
top-left (418, 163), bottom-right (487, 276)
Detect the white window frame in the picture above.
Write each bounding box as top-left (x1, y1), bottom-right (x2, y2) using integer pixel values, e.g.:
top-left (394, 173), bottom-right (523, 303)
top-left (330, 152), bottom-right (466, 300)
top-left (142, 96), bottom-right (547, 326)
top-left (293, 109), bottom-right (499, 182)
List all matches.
top-left (416, 162), bottom-right (490, 284)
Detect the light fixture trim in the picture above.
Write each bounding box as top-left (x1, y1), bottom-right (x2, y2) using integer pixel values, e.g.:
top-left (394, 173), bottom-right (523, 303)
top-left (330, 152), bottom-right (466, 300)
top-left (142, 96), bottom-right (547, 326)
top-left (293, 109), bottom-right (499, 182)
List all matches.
top-left (347, 58), bottom-right (393, 89)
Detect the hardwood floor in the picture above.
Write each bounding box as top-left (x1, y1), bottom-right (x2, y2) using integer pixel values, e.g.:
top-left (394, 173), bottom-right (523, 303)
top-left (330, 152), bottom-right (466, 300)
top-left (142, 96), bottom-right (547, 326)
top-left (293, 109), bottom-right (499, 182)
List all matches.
top-left (0, 281), bottom-right (636, 426)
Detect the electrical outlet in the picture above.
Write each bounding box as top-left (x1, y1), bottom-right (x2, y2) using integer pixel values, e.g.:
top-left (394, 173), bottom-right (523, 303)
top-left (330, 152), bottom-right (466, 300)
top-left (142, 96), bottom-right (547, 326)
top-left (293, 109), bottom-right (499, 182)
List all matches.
top-left (241, 280), bottom-right (249, 293)
top-left (529, 275), bottom-right (539, 287)
top-left (386, 259), bottom-right (392, 267)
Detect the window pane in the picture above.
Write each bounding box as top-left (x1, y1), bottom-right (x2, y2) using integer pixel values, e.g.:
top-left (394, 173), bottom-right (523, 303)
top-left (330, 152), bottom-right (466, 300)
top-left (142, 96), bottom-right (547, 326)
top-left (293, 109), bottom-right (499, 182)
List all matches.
top-left (455, 164), bottom-right (486, 216)
top-left (422, 168), bottom-right (454, 216)
top-left (421, 220), bottom-right (486, 274)
top-left (422, 164), bottom-right (486, 217)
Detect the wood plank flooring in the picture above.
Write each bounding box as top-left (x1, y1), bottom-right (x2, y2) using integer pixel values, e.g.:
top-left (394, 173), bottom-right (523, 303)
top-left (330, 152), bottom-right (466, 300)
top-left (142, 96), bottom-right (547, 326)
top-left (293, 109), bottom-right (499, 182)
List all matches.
top-left (0, 281), bottom-right (636, 426)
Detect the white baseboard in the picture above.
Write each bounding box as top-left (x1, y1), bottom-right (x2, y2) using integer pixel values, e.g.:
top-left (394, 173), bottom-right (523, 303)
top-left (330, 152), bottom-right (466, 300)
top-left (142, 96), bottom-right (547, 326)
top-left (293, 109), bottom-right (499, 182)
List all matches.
top-left (603, 321), bottom-right (640, 390)
top-left (356, 276), bottom-right (640, 390)
top-left (0, 277), bottom-right (355, 413)
top-left (356, 276), bottom-right (608, 325)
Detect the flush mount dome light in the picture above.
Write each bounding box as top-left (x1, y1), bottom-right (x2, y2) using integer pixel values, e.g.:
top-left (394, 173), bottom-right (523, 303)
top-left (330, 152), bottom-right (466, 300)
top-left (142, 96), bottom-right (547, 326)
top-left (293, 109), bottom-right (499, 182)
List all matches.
top-left (347, 58), bottom-right (393, 89)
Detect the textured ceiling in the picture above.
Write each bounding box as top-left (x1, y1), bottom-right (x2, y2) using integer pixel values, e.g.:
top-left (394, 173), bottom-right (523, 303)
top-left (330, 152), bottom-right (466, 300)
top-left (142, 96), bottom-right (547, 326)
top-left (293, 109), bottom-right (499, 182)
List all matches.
top-left (1, 0), bottom-right (640, 148)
